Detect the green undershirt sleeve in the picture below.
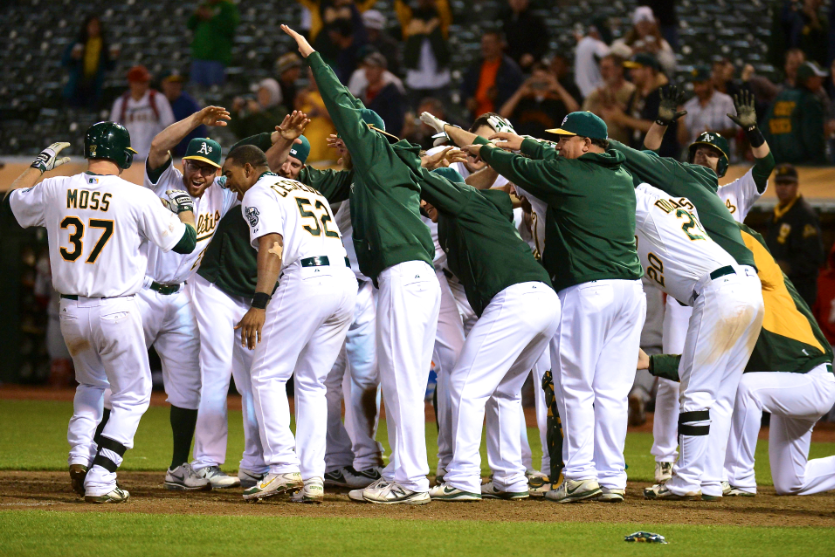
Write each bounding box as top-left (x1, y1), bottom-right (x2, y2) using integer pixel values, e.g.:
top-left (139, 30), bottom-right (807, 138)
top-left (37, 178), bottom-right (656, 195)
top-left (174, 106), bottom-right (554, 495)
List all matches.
top-left (648, 354), bottom-right (682, 382)
top-left (751, 151), bottom-right (775, 193)
top-left (172, 225), bottom-right (197, 254)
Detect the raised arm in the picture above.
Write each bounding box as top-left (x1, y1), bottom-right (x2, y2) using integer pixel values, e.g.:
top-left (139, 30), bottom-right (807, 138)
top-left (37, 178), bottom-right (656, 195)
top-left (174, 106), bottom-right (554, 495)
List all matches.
top-left (726, 90), bottom-right (774, 192)
top-left (466, 143), bottom-right (561, 202)
top-left (148, 106), bottom-right (230, 171)
top-left (9, 142), bottom-right (71, 192)
top-left (643, 85), bottom-right (687, 151)
top-left (263, 110), bottom-right (311, 170)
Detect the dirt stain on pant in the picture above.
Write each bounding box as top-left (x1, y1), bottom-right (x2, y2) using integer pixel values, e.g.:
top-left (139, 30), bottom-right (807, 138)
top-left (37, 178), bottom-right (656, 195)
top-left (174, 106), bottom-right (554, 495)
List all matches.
top-left (65, 338), bottom-right (90, 357)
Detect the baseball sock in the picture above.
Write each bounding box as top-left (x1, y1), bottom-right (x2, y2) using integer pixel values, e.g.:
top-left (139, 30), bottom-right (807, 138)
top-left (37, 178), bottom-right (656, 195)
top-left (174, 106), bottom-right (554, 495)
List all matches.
top-left (93, 408), bottom-right (111, 446)
top-left (170, 405), bottom-right (198, 470)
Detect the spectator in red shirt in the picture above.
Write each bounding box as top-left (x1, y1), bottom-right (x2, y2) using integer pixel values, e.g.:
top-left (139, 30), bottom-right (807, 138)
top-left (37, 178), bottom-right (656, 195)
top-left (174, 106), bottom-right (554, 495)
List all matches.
top-left (461, 31), bottom-right (524, 119)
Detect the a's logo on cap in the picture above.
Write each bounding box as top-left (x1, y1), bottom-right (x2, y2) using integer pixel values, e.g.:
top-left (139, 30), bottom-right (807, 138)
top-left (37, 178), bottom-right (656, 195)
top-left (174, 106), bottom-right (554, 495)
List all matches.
top-left (290, 148), bottom-right (298, 156)
top-left (90, 145), bottom-right (97, 157)
top-left (561, 115), bottom-right (569, 125)
top-left (244, 206), bottom-right (260, 228)
top-left (197, 142), bottom-right (212, 155)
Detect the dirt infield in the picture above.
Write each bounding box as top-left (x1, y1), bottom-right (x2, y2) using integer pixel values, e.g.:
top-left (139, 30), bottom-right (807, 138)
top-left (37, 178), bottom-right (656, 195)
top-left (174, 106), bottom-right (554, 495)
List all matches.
top-left (1, 471), bottom-right (833, 527)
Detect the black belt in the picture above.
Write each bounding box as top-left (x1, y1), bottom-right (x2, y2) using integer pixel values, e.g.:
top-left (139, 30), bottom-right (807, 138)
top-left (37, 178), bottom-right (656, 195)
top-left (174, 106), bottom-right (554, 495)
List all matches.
top-left (709, 265), bottom-right (736, 281)
top-left (61, 294), bottom-right (79, 300)
top-left (442, 268), bottom-right (454, 280)
top-left (300, 256), bottom-right (351, 268)
top-left (149, 281), bottom-right (181, 295)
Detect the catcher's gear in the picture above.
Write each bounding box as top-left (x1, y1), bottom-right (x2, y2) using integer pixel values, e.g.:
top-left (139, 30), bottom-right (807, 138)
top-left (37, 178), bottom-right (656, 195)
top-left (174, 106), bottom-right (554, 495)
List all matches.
top-left (162, 189), bottom-right (195, 214)
top-left (31, 142), bottom-right (71, 174)
top-left (542, 369), bottom-right (565, 487)
top-left (688, 131), bottom-right (730, 178)
top-left (84, 121), bottom-right (137, 170)
top-left (655, 84), bottom-right (688, 127)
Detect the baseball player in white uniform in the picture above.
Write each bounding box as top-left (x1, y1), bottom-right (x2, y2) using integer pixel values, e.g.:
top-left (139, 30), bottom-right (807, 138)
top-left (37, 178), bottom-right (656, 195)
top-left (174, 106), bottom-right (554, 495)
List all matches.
top-left (3, 123), bottom-right (197, 503)
top-left (223, 145), bottom-right (357, 504)
top-left (139, 107), bottom-right (247, 490)
top-left (634, 184), bottom-right (764, 501)
top-left (425, 115), bottom-right (550, 487)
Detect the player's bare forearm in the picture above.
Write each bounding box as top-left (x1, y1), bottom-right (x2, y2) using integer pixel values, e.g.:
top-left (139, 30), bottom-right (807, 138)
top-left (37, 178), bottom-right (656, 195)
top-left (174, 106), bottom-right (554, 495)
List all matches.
top-left (751, 140), bottom-right (771, 160)
top-left (177, 210), bottom-right (196, 229)
top-left (265, 137), bottom-right (295, 171)
top-left (254, 233), bottom-right (283, 298)
top-left (643, 122), bottom-right (667, 151)
top-left (465, 166), bottom-right (499, 190)
top-left (444, 124), bottom-right (479, 149)
top-left (8, 167), bottom-right (43, 192)
top-left (148, 107), bottom-right (230, 170)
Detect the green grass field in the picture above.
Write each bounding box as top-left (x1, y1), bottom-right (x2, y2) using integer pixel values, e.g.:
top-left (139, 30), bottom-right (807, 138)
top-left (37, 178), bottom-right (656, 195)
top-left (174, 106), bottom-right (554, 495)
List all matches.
top-left (2, 399), bottom-right (835, 557)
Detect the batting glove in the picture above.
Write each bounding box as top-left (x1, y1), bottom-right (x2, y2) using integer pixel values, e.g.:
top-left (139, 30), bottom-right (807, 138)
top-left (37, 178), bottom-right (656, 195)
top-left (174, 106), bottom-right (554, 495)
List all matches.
top-left (420, 111), bottom-right (449, 134)
top-left (163, 189), bottom-right (195, 214)
top-left (31, 142), bottom-right (71, 174)
top-left (656, 84), bottom-right (687, 126)
top-left (487, 115), bottom-right (516, 135)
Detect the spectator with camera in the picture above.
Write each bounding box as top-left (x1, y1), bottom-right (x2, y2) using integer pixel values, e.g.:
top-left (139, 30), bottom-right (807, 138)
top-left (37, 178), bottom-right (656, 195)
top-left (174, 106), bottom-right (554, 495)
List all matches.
top-left (499, 62), bottom-right (579, 138)
top-left (229, 79), bottom-right (288, 140)
top-left (611, 6), bottom-right (676, 76)
top-left (397, 0), bottom-right (453, 108)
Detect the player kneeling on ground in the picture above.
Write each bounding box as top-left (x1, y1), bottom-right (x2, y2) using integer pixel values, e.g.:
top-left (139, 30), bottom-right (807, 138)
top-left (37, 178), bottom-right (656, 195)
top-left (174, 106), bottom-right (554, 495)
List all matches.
top-left (3, 123), bottom-right (197, 503)
top-left (641, 223), bottom-right (835, 497)
top-left (222, 145), bottom-right (357, 504)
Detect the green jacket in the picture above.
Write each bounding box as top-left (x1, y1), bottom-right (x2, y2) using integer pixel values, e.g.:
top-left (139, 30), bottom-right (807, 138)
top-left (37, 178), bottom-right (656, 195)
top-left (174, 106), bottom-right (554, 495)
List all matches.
top-left (196, 205), bottom-right (257, 299)
top-left (650, 223), bottom-right (833, 380)
top-left (307, 52), bottom-right (434, 281)
top-left (762, 87), bottom-right (826, 165)
top-left (417, 169), bottom-right (551, 316)
top-left (480, 138), bottom-right (643, 292)
top-left (609, 140), bottom-right (756, 269)
top-left (187, 1), bottom-right (239, 65)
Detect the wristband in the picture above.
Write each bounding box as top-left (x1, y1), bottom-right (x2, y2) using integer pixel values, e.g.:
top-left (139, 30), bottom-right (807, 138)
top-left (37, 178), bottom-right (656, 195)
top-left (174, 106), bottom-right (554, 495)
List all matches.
top-left (744, 125), bottom-right (765, 148)
top-left (251, 292), bottom-right (271, 309)
top-left (655, 119), bottom-right (671, 127)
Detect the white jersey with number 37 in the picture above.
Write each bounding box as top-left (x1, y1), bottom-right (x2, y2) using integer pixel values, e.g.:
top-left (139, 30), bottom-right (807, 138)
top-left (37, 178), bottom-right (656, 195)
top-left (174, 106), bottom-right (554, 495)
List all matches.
top-left (242, 173), bottom-right (347, 267)
top-left (8, 172), bottom-right (187, 297)
top-left (635, 183), bottom-right (736, 305)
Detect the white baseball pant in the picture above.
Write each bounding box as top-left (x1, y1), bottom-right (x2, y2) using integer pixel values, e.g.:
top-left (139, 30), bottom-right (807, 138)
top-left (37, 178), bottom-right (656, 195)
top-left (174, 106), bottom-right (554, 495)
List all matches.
top-left (653, 298), bottom-right (690, 465)
top-left (432, 269), bottom-right (466, 476)
top-left (445, 282), bottom-right (559, 494)
top-left (251, 264), bottom-right (357, 479)
top-left (447, 271), bottom-right (478, 334)
top-left (135, 284), bottom-right (201, 410)
top-left (324, 279), bottom-right (383, 472)
top-left (61, 295), bottom-right (151, 494)
top-left (189, 273), bottom-right (266, 474)
top-left (552, 279), bottom-right (646, 490)
top-left (518, 352), bottom-right (550, 473)
top-left (725, 364), bottom-right (835, 495)
top-left (378, 261), bottom-right (441, 493)
top-left (666, 267), bottom-right (764, 498)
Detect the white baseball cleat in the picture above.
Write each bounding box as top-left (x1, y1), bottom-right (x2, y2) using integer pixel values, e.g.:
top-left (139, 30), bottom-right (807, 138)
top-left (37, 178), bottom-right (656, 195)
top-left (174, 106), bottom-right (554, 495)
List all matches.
top-left (643, 483), bottom-right (700, 501)
top-left (363, 481), bottom-right (430, 505)
top-left (429, 482), bottom-right (482, 502)
top-left (595, 487), bottom-right (625, 503)
top-left (195, 465), bottom-right (241, 489)
top-left (726, 485), bottom-right (756, 497)
top-left (238, 468), bottom-right (268, 489)
top-left (84, 486), bottom-right (130, 504)
top-left (545, 479), bottom-right (602, 503)
top-left (654, 462), bottom-right (673, 484)
top-left (348, 476), bottom-right (389, 503)
top-left (481, 481), bottom-right (529, 500)
top-left (243, 472), bottom-right (303, 501)
top-left (290, 477), bottom-right (325, 504)
top-left (165, 463), bottom-right (210, 491)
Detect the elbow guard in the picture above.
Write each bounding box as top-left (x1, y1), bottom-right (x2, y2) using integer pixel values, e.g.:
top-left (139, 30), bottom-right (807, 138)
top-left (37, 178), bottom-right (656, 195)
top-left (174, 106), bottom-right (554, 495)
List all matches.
top-left (172, 225), bottom-right (197, 254)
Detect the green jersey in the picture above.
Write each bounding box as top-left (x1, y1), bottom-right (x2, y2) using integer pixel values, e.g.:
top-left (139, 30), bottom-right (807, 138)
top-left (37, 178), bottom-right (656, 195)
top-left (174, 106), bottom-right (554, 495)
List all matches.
top-left (609, 140), bottom-right (756, 269)
top-left (417, 170), bottom-right (551, 316)
top-left (196, 205), bottom-right (257, 299)
top-left (479, 137), bottom-right (643, 292)
top-left (307, 52), bottom-right (434, 282)
top-left (650, 223), bottom-right (833, 381)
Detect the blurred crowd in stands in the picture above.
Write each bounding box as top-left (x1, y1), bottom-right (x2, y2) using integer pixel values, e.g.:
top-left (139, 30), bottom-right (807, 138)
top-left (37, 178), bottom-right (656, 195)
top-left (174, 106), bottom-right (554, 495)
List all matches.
top-left (56, 1), bottom-right (835, 169)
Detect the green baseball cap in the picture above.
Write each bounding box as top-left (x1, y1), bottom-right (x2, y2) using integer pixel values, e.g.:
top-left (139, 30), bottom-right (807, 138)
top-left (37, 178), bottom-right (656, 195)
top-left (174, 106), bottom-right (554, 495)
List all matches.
top-left (797, 61), bottom-right (828, 83)
top-left (182, 138), bottom-right (222, 168)
top-left (359, 108), bottom-right (400, 141)
top-left (689, 65), bottom-right (712, 82)
top-left (431, 167), bottom-right (465, 183)
top-left (623, 53), bottom-right (660, 71)
top-left (546, 111), bottom-right (608, 140)
top-left (289, 135), bottom-right (310, 164)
